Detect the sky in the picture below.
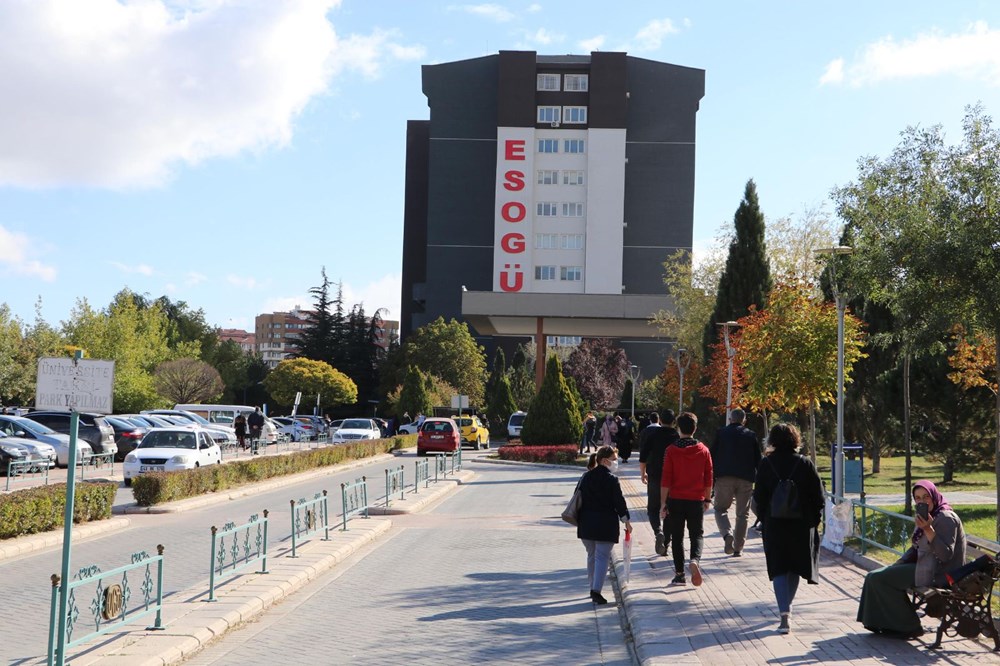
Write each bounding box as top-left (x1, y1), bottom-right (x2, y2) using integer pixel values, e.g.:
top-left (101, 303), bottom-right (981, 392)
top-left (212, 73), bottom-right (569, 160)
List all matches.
top-left (2, 0), bottom-right (1000, 333)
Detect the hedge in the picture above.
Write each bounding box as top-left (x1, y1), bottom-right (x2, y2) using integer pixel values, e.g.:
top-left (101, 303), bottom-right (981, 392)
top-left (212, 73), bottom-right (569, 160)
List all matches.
top-left (0, 481), bottom-right (118, 540)
top-left (131, 436), bottom-right (409, 507)
top-left (496, 445), bottom-right (578, 464)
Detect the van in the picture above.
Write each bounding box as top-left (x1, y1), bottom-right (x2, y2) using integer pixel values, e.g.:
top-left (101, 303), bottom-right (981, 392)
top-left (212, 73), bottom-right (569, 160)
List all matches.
top-left (172, 404), bottom-right (278, 443)
top-left (507, 411), bottom-right (527, 442)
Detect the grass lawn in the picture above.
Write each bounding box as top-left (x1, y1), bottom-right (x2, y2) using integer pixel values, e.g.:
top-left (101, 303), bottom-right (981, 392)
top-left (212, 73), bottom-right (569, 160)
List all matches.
top-left (814, 455), bottom-right (997, 496)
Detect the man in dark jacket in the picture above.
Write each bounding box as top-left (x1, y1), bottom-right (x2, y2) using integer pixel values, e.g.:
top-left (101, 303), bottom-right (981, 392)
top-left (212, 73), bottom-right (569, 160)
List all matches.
top-left (638, 410), bottom-right (679, 556)
top-left (711, 408), bottom-right (761, 557)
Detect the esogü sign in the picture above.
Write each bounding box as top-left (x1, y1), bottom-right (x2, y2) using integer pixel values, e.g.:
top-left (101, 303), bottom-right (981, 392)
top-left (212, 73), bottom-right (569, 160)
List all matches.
top-left (493, 128), bottom-right (535, 292)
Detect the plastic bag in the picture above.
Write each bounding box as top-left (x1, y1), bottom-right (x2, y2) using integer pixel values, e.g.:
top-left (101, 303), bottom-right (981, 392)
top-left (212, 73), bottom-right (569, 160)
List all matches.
top-left (821, 497), bottom-right (853, 554)
top-left (622, 530), bottom-right (632, 584)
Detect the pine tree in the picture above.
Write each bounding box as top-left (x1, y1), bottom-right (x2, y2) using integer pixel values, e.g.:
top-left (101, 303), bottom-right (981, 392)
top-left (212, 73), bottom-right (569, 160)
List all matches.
top-left (398, 366), bottom-right (433, 418)
top-left (295, 268), bottom-right (337, 365)
top-left (702, 179), bottom-right (773, 359)
top-left (520, 355), bottom-right (582, 445)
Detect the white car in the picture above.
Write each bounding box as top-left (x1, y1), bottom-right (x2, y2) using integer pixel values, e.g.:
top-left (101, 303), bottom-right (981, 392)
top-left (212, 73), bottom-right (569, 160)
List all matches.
top-left (332, 418), bottom-right (382, 443)
top-left (142, 409), bottom-right (239, 447)
top-left (271, 417), bottom-right (311, 442)
top-left (0, 414), bottom-right (90, 467)
top-left (123, 427), bottom-right (222, 486)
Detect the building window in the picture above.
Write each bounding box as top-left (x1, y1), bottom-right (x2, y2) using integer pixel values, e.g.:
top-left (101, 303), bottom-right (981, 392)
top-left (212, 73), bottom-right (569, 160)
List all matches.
top-left (537, 106), bottom-right (561, 123)
top-left (560, 266), bottom-right (583, 281)
top-left (538, 139), bottom-right (559, 153)
top-left (563, 106), bottom-right (587, 124)
top-left (564, 74), bottom-right (588, 91)
top-left (535, 233), bottom-right (558, 249)
top-left (537, 202), bottom-right (559, 217)
top-left (537, 73), bottom-right (560, 91)
top-left (535, 265), bottom-right (556, 280)
top-left (563, 170), bottom-right (585, 185)
top-left (564, 139), bottom-right (585, 154)
top-left (537, 170), bottom-right (559, 185)
top-left (547, 335), bottom-right (582, 347)
top-left (560, 234), bottom-right (584, 250)
top-left (562, 202), bottom-right (584, 217)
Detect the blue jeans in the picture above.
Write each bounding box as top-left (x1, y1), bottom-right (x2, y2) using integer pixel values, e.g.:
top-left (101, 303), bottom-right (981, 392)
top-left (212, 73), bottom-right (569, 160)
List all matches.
top-left (772, 572), bottom-right (801, 614)
top-left (581, 539), bottom-right (614, 593)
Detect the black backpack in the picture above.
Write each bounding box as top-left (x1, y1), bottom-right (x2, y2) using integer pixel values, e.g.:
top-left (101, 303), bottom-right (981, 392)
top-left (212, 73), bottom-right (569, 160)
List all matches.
top-left (767, 456), bottom-right (802, 520)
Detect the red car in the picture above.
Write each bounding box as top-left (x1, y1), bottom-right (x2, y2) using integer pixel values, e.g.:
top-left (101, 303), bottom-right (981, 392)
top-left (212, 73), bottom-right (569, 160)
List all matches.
top-left (416, 418), bottom-right (460, 456)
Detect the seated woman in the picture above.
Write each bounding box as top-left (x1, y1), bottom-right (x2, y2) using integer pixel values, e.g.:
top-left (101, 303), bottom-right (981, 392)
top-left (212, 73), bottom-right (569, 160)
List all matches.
top-left (857, 480), bottom-right (966, 638)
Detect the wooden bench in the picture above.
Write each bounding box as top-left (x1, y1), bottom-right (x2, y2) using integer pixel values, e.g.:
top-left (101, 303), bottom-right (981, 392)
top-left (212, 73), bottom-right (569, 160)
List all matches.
top-left (911, 536), bottom-right (999, 651)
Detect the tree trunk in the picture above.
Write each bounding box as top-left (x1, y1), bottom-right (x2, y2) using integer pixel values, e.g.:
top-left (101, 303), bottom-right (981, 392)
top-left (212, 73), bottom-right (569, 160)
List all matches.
top-left (904, 353), bottom-right (913, 516)
top-left (809, 403), bottom-right (817, 466)
top-left (994, 332), bottom-right (999, 542)
top-left (943, 457), bottom-right (955, 484)
top-left (872, 440), bottom-right (881, 474)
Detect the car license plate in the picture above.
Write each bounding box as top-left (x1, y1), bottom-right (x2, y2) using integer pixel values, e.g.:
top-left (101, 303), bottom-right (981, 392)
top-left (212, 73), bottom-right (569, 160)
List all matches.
top-left (431, 434), bottom-right (444, 440)
top-left (140, 465), bottom-right (165, 472)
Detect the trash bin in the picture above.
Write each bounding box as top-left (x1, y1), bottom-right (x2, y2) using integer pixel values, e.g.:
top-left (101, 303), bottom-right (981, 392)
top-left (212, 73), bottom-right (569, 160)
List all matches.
top-left (832, 443), bottom-right (864, 495)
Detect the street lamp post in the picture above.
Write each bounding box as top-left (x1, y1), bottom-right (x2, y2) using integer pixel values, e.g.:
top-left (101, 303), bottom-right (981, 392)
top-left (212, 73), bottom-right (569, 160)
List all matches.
top-left (816, 245), bottom-right (853, 500)
top-left (627, 364), bottom-right (640, 422)
top-left (717, 321), bottom-right (740, 422)
top-left (675, 347), bottom-right (691, 414)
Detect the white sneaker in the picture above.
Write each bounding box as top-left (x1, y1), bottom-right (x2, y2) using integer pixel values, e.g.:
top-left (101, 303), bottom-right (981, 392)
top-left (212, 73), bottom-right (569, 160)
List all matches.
top-left (689, 561), bottom-right (703, 587)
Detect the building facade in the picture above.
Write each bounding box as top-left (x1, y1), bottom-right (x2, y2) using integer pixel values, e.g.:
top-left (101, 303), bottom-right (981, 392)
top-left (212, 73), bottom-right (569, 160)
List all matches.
top-left (402, 51), bottom-right (704, 376)
top-left (254, 307), bottom-right (312, 369)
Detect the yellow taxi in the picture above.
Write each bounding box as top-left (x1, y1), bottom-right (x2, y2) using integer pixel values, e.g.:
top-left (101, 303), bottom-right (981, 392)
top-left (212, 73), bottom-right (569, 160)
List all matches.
top-left (455, 415), bottom-right (490, 450)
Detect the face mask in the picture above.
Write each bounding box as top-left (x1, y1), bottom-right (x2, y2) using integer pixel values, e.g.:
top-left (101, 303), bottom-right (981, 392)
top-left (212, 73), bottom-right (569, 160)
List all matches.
top-left (608, 459), bottom-right (619, 474)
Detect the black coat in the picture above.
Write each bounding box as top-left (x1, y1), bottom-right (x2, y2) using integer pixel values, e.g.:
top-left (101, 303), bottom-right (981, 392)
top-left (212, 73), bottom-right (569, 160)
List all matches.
top-left (753, 452), bottom-right (825, 583)
top-left (711, 423), bottom-right (761, 482)
top-left (576, 465), bottom-right (630, 543)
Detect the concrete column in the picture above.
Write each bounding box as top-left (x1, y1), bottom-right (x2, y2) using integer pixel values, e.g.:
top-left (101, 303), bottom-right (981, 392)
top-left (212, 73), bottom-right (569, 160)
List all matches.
top-left (535, 317), bottom-right (546, 390)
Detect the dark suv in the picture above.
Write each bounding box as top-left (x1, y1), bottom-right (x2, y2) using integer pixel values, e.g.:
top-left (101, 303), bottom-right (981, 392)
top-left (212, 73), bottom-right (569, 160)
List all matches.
top-left (25, 411), bottom-right (118, 457)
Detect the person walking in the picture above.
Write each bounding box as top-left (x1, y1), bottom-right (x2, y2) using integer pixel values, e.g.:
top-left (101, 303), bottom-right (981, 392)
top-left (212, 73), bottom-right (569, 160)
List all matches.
top-left (752, 423), bottom-right (825, 634)
top-left (599, 414), bottom-right (617, 447)
top-left (577, 445), bottom-right (632, 605)
top-left (857, 480), bottom-right (966, 639)
top-left (616, 414), bottom-right (635, 463)
top-left (580, 412), bottom-right (597, 455)
top-left (247, 406), bottom-right (265, 453)
top-left (711, 408), bottom-right (761, 557)
top-left (639, 410), bottom-right (679, 557)
top-left (660, 412), bottom-right (713, 587)
top-left (234, 412), bottom-right (248, 450)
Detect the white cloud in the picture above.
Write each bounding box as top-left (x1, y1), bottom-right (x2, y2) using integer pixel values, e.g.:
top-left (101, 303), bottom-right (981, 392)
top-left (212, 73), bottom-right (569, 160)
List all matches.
top-left (0, 0), bottom-right (424, 188)
top-left (184, 271), bottom-right (207, 287)
top-left (632, 18), bottom-right (680, 52)
top-left (164, 283), bottom-right (177, 294)
top-left (340, 273), bottom-right (401, 320)
top-left (110, 261), bottom-right (154, 276)
top-left (0, 225), bottom-right (58, 281)
top-left (227, 275), bottom-right (259, 290)
top-left (447, 4), bottom-right (515, 22)
top-left (520, 27), bottom-right (564, 47)
top-left (578, 35), bottom-right (605, 52)
top-left (822, 21), bottom-right (1000, 87)
top-left (527, 3), bottom-right (542, 13)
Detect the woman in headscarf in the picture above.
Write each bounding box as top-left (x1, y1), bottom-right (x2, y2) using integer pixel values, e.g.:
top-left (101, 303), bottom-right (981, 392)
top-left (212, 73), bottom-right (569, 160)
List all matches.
top-left (857, 480), bottom-right (966, 638)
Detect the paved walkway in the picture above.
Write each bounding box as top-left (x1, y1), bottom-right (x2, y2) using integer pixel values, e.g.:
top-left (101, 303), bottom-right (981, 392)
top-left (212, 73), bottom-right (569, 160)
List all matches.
top-left (613, 460), bottom-right (999, 664)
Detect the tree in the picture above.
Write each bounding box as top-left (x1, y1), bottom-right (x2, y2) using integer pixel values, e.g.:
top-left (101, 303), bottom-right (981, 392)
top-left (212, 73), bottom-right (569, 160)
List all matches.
top-left (520, 355), bottom-right (582, 445)
top-left (485, 348), bottom-right (518, 427)
top-left (401, 317), bottom-right (487, 406)
top-left (508, 344), bottom-right (537, 409)
top-left (397, 366), bottom-right (433, 418)
top-left (263, 358), bottom-right (357, 409)
top-left (703, 179), bottom-right (773, 361)
top-left (153, 358), bottom-right (224, 404)
top-left (295, 268), bottom-right (338, 365)
top-left (661, 357), bottom-right (702, 414)
top-left (563, 339), bottom-right (628, 410)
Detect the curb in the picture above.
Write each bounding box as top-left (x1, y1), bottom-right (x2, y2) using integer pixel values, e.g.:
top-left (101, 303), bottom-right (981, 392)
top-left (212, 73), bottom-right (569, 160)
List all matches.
top-left (0, 517), bottom-right (132, 564)
top-left (113, 453), bottom-right (399, 515)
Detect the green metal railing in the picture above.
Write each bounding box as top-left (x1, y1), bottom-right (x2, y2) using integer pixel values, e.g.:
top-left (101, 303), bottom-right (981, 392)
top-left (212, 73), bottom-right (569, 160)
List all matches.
top-left (850, 498), bottom-right (914, 558)
top-left (289, 492), bottom-right (329, 557)
top-left (207, 511), bottom-right (269, 602)
top-left (79, 452), bottom-right (114, 479)
top-left (431, 449), bottom-right (462, 481)
top-left (6, 458), bottom-right (50, 490)
top-left (384, 466), bottom-right (405, 507)
top-left (341, 477), bottom-right (368, 530)
top-left (413, 458), bottom-right (430, 492)
top-left (47, 546), bottom-right (165, 665)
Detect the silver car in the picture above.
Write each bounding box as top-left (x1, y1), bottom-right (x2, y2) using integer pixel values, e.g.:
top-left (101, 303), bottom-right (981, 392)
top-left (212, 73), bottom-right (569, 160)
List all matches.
top-left (0, 414), bottom-right (90, 467)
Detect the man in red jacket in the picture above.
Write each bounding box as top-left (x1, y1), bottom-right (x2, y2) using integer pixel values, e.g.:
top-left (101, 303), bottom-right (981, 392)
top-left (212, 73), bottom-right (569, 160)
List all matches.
top-left (659, 412), bottom-right (713, 586)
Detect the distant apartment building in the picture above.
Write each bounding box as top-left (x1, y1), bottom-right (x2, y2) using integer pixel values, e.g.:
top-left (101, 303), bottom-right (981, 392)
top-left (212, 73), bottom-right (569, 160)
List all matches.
top-left (217, 328), bottom-right (256, 353)
top-left (255, 306), bottom-right (312, 369)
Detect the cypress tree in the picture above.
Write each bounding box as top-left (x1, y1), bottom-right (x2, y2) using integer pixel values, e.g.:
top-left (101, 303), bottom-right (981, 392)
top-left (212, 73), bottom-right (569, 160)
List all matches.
top-left (702, 179), bottom-right (773, 359)
top-left (520, 355), bottom-right (582, 445)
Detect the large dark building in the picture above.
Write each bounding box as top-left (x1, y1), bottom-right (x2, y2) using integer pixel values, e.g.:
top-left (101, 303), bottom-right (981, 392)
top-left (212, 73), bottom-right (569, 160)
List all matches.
top-left (402, 51), bottom-right (705, 381)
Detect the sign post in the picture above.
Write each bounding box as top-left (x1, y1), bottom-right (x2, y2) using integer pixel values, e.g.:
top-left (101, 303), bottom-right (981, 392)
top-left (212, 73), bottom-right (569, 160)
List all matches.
top-left (38, 353), bottom-right (114, 666)
top-left (291, 391), bottom-right (302, 417)
top-left (450, 395), bottom-right (469, 418)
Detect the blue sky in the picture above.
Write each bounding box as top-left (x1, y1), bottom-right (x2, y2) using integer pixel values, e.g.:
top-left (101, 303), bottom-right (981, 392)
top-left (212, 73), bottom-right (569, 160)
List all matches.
top-left (2, 1), bottom-right (1000, 332)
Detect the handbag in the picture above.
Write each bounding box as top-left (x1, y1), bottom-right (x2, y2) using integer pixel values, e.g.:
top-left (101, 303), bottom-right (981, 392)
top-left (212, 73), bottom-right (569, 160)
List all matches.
top-left (561, 488), bottom-right (583, 525)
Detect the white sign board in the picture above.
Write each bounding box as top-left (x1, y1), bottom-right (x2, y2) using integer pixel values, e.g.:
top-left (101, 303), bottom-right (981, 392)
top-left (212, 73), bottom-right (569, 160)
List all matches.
top-left (450, 395), bottom-right (469, 410)
top-left (35, 358), bottom-right (115, 414)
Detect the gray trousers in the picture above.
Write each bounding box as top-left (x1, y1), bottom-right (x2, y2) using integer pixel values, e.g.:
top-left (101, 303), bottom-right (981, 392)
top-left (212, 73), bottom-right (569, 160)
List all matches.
top-left (713, 476), bottom-right (753, 552)
top-left (581, 539), bottom-right (614, 593)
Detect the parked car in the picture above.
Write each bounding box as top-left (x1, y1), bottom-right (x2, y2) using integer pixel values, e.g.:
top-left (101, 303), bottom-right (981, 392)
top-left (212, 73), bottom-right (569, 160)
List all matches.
top-left (507, 411), bottom-right (527, 441)
top-left (329, 419), bottom-right (344, 432)
top-left (332, 418), bottom-right (382, 443)
top-left (123, 427), bottom-right (222, 486)
top-left (119, 414), bottom-right (174, 429)
top-left (0, 414), bottom-right (91, 467)
top-left (271, 416), bottom-right (310, 442)
top-left (25, 411), bottom-right (118, 458)
top-left (293, 415), bottom-right (328, 438)
top-left (141, 410), bottom-right (239, 447)
top-left (105, 416), bottom-right (149, 462)
top-left (0, 430), bottom-right (55, 468)
top-left (397, 421), bottom-right (420, 435)
top-left (416, 418), bottom-right (460, 456)
top-left (0, 435), bottom-right (35, 474)
top-left (456, 416), bottom-right (490, 450)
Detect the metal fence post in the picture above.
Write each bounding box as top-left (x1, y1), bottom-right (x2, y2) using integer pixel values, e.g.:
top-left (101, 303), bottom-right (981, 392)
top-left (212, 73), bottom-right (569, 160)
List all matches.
top-left (47, 574), bottom-right (60, 665)
top-left (859, 499), bottom-right (868, 555)
top-left (322, 490), bottom-right (330, 541)
top-left (208, 526), bottom-right (218, 602)
top-left (361, 476), bottom-right (368, 519)
top-left (290, 499), bottom-right (298, 558)
top-left (260, 510), bottom-right (269, 574)
top-left (151, 545), bottom-right (165, 629)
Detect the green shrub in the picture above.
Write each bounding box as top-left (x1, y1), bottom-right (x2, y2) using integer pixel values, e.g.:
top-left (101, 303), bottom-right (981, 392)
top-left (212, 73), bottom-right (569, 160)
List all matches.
top-left (132, 436), bottom-right (406, 506)
top-left (0, 481), bottom-right (117, 540)
top-left (497, 445), bottom-right (578, 464)
top-left (521, 355), bottom-right (582, 445)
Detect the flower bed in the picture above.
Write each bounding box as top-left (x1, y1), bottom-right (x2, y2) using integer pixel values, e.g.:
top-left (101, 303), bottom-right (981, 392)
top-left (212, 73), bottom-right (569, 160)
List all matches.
top-left (496, 444), bottom-right (578, 464)
top-left (131, 436), bottom-right (408, 506)
top-left (0, 481), bottom-right (118, 540)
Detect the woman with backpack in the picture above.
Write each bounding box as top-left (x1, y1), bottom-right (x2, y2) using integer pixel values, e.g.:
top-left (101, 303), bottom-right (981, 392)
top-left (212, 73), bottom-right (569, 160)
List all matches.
top-left (752, 423), bottom-right (825, 634)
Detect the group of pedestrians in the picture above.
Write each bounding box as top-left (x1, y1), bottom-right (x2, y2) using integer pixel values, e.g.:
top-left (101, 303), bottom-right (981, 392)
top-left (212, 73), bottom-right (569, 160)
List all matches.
top-left (579, 412), bottom-right (635, 462)
top-left (574, 404), bottom-right (971, 639)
